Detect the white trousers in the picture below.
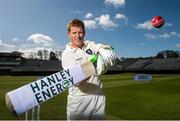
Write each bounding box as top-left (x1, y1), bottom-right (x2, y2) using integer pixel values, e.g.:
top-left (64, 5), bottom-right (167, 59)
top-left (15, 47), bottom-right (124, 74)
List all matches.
top-left (67, 94), bottom-right (105, 120)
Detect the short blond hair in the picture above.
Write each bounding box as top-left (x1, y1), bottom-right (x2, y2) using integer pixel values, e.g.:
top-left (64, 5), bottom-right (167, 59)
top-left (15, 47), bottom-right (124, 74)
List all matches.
top-left (67, 18), bottom-right (85, 32)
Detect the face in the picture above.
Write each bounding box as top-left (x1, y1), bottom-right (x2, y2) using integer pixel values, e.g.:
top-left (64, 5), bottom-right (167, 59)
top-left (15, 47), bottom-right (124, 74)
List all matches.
top-left (68, 26), bottom-right (85, 48)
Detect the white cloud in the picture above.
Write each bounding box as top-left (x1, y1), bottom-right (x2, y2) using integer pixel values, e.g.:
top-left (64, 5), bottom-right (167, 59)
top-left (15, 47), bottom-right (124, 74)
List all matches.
top-left (144, 34), bottom-right (157, 40)
top-left (144, 31), bottom-right (180, 40)
top-left (83, 12), bottom-right (128, 30)
top-left (83, 20), bottom-right (97, 29)
top-left (18, 47), bottom-right (54, 59)
top-left (135, 20), bottom-right (172, 30)
top-left (164, 22), bottom-right (173, 27)
top-left (85, 13), bottom-right (93, 19)
top-left (171, 32), bottom-right (176, 36)
top-left (104, 0), bottom-right (125, 8)
top-left (114, 13), bottom-right (128, 24)
top-left (170, 32), bottom-right (180, 37)
top-left (0, 40), bottom-right (16, 52)
top-left (135, 20), bottom-right (153, 30)
top-left (139, 43), bottom-right (145, 46)
top-left (12, 38), bottom-right (19, 42)
top-left (27, 34), bottom-right (54, 47)
top-left (96, 14), bottom-right (118, 29)
top-left (72, 10), bottom-right (82, 14)
top-left (176, 44), bottom-right (180, 47)
top-left (159, 33), bottom-right (171, 39)
top-left (115, 13), bottom-right (127, 20)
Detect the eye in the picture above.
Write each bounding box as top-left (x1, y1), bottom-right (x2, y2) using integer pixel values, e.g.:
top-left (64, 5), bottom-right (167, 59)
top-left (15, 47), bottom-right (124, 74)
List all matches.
top-left (72, 32), bottom-right (77, 34)
top-left (78, 31), bottom-right (84, 35)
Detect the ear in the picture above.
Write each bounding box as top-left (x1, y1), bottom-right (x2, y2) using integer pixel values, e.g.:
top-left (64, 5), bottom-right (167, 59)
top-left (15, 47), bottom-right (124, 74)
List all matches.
top-left (67, 31), bottom-right (70, 38)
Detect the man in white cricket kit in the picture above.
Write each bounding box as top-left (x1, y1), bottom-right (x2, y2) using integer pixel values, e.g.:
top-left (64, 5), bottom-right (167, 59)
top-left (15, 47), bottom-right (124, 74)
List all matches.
top-left (62, 19), bottom-right (116, 120)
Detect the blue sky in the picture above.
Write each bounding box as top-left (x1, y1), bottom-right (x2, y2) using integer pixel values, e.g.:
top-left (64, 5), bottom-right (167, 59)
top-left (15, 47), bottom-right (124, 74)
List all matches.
top-left (0, 0), bottom-right (180, 58)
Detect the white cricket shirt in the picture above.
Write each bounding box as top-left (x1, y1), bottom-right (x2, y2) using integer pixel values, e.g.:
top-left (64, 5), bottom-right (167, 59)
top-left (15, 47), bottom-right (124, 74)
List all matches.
top-left (62, 40), bottom-right (104, 96)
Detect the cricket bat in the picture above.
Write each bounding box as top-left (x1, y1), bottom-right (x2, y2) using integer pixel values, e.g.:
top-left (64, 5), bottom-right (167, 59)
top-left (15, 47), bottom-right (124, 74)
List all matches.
top-left (5, 61), bottom-right (95, 116)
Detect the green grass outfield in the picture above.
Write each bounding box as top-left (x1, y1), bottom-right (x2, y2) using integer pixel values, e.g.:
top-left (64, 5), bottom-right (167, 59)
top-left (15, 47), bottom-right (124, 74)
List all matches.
top-left (0, 73), bottom-right (180, 120)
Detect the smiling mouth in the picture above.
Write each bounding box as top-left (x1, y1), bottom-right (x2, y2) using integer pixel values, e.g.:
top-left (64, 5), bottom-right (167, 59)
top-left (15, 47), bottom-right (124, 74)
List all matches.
top-left (75, 38), bottom-right (83, 42)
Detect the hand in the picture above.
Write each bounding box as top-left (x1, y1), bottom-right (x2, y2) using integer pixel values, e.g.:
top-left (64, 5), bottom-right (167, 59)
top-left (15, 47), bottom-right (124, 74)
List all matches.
top-left (88, 54), bottom-right (98, 63)
top-left (96, 46), bottom-right (116, 75)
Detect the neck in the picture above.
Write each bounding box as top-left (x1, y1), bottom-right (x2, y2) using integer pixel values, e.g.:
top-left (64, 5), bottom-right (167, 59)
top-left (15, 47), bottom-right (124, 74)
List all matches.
top-left (71, 43), bottom-right (84, 49)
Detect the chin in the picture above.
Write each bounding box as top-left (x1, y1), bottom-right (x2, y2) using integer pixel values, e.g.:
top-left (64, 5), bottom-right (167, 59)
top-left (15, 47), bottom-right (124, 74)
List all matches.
top-left (76, 43), bottom-right (83, 48)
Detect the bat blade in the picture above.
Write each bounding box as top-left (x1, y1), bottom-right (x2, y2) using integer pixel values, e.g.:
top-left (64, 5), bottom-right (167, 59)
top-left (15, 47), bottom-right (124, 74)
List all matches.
top-left (5, 61), bottom-right (95, 116)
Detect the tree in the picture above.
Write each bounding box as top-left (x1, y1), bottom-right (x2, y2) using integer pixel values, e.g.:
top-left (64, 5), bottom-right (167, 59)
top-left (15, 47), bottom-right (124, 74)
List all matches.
top-left (55, 50), bottom-right (62, 60)
top-left (156, 50), bottom-right (179, 58)
top-left (43, 49), bottom-right (48, 60)
top-left (28, 52), bottom-right (35, 59)
top-left (37, 50), bottom-right (43, 59)
top-left (49, 51), bottom-right (58, 60)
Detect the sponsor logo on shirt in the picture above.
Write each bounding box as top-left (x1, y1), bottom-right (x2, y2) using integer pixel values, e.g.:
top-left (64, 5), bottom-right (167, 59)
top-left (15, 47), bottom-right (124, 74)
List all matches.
top-left (85, 49), bottom-right (93, 55)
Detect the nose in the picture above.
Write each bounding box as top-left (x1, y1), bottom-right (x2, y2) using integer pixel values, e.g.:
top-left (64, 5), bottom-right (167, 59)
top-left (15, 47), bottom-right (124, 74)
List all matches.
top-left (75, 32), bottom-right (80, 37)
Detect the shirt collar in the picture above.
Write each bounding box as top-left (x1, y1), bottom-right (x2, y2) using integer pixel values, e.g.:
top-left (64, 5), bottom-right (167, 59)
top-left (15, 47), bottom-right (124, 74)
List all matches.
top-left (66, 41), bottom-right (88, 53)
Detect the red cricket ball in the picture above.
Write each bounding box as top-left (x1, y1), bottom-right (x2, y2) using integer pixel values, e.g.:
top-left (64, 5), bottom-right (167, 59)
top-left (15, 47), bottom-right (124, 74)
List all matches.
top-left (152, 16), bottom-right (165, 28)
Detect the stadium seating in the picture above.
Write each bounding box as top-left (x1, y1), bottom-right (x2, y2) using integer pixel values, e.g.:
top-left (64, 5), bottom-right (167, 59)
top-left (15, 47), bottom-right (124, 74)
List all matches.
top-left (11, 59), bottom-right (62, 75)
top-left (144, 58), bottom-right (180, 70)
top-left (0, 52), bottom-right (180, 75)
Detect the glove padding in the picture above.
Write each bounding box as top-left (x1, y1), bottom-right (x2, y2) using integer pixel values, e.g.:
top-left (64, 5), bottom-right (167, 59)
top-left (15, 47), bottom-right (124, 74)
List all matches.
top-left (96, 47), bottom-right (116, 75)
top-left (88, 54), bottom-right (98, 63)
